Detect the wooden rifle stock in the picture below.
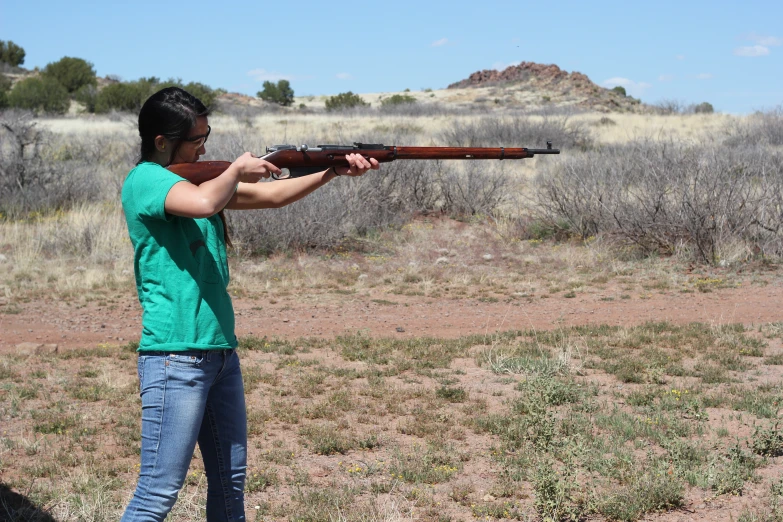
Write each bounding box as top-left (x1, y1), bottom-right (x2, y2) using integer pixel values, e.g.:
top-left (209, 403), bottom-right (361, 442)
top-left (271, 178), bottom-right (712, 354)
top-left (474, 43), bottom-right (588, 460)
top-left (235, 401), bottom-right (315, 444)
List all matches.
top-left (168, 142), bottom-right (560, 185)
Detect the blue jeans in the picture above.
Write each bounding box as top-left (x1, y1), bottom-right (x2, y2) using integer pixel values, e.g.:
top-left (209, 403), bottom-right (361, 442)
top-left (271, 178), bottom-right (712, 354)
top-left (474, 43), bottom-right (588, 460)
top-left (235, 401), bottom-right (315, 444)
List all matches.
top-left (121, 349), bottom-right (247, 522)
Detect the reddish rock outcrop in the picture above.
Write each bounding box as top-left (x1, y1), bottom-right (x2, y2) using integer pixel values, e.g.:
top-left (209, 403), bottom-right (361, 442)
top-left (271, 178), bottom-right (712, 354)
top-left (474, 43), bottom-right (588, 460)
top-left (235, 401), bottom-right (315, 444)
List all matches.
top-left (447, 61), bottom-right (645, 112)
top-left (448, 62), bottom-right (598, 95)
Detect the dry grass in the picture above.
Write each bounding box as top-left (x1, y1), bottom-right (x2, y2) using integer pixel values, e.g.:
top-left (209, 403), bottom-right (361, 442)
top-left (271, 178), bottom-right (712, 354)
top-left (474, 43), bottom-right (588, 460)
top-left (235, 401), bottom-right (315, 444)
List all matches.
top-left (35, 111), bottom-right (744, 148)
top-left (0, 109), bottom-right (755, 301)
top-left (2, 213), bottom-right (725, 309)
top-left (3, 322), bottom-right (783, 520)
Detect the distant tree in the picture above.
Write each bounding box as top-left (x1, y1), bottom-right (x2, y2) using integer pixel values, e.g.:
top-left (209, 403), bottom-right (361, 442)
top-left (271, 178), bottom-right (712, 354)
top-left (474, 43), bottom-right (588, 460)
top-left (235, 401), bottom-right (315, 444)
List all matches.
top-left (611, 86), bottom-right (627, 96)
top-left (8, 76), bottom-right (69, 114)
top-left (0, 40), bottom-right (25, 66)
top-left (380, 93), bottom-right (416, 106)
top-left (693, 102), bottom-right (714, 114)
top-left (257, 80), bottom-right (294, 106)
top-left (43, 57), bottom-right (97, 93)
top-left (325, 91), bottom-right (369, 111)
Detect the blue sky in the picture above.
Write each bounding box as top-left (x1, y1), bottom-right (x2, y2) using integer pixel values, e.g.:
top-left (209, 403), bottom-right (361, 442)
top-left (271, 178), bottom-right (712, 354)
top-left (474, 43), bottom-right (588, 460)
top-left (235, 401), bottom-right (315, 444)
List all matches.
top-left (2, 0), bottom-right (781, 113)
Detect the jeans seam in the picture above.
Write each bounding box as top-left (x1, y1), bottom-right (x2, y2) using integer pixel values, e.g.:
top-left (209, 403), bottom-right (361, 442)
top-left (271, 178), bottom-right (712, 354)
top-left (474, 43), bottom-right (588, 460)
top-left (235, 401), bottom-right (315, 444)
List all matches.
top-left (131, 356), bottom-right (167, 513)
top-left (205, 400), bottom-right (234, 520)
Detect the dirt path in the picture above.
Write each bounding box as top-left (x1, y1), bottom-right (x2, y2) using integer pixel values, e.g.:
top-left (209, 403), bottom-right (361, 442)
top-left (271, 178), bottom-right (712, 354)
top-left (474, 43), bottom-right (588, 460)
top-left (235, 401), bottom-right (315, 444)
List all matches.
top-left (2, 281), bottom-right (779, 352)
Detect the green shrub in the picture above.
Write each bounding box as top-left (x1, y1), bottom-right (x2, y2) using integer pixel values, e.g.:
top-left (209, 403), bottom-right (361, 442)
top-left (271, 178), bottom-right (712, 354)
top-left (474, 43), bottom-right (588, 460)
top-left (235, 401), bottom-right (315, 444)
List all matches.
top-left (42, 56), bottom-right (96, 93)
top-left (8, 76), bottom-right (69, 114)
top-left (0, 74), bottom-right (10, 109)
top-left (0, 40), bottom-right (25, 66)
top-left (73, 84), bottom-right (98, 112)
top-left (151, 78), bottom-right (218, 108)
top-left (181, 81), bottom-right (217, 109)
top-left (612, 86), bottom-right (627, 96)
top-left (94, 77), bottom-right (217, 114)
top-left (693, 102), bottom-right (714, 114)
top-left (380, 93), bottom-right (416, 106)
top-left (324, 91), bottom-right (368, 111)
top-left (257, 79), bottom-right (294, 106)
top-left (95, 80), bottom-right (151, 113)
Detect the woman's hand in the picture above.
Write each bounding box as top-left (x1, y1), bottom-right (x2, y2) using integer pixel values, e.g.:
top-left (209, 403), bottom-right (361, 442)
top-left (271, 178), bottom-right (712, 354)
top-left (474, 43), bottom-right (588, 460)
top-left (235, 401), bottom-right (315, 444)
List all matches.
top-left (232, 152), bottom-right (282, 183)
top-left (334, 153), bottom-right (380, 177)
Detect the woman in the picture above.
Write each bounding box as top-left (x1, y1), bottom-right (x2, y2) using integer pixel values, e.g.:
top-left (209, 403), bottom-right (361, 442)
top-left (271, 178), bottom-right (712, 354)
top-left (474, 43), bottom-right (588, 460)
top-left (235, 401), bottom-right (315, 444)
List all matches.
top-left (120, 86), bottom-right (379, 521)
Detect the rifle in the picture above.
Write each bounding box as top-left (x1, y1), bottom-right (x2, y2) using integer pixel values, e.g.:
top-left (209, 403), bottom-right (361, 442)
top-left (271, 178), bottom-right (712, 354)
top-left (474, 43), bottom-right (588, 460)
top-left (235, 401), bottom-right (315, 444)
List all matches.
top-left (168, 141), bottom-right (560, 184)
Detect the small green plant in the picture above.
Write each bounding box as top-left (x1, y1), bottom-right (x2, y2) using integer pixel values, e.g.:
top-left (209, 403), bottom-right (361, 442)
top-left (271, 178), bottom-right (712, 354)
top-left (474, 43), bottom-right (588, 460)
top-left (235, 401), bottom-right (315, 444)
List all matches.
top-left (693, 102), bottom-right (714, 114)
top-left (612, 85), bottom-right (627, 96)
top-left (257, 79), bottom-right (294, 106)
top-left (325, 91), bottom-right (369, 111)
top-left (245, 468), bottom-right (278, 492)
top-left (752, 422), bottom-right (783, 457)
top-left (600, 468), bottom-right (684, 521)
top-left (532, 458), bottom-right (589, 521)
top-left (436, 385), bottom-right (467, 403)
top-left (299, 423), bottom-right (355, 455)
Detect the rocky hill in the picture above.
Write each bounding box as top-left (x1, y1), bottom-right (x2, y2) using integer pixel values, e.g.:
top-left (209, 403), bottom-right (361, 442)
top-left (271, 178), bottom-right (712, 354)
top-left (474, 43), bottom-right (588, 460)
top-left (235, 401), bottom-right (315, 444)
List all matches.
top-left (446, 62), bottom-right (644, 112)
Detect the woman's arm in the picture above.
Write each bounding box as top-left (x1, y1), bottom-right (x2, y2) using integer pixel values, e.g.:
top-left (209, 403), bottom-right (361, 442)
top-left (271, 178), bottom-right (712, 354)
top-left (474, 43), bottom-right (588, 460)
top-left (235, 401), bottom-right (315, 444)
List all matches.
top-left (226, 153), bottom-right (379, 210)
top-left (165, 152), bottom-right (277, 218)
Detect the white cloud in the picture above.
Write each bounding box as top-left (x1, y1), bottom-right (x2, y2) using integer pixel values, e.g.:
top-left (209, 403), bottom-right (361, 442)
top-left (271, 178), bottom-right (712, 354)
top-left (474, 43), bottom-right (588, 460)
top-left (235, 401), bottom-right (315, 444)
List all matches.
top-left (247, 69), bottom-right (292, 82)
top-left (745, 32), bottom-right (782, 47)
top-left (734, 45), bottom-right (770, 57)
top-left (602, 77), bottom-right (652, 97)
top-left (695, 73), bottom-right (713, 80)
top-left (335, 73), bottom-right (352, 80)
top-left (658, 74), bottom-right (675, 82)
top-left (734, 33), bottom-right (780, 57)
top-left (432, 38), bottom-right (448, 47)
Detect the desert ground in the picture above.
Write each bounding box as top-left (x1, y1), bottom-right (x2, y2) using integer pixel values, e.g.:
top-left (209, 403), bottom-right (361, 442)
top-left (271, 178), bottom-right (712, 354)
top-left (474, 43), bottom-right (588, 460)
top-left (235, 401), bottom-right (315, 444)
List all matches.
top-left (3, 105), bottom-right (783, 522)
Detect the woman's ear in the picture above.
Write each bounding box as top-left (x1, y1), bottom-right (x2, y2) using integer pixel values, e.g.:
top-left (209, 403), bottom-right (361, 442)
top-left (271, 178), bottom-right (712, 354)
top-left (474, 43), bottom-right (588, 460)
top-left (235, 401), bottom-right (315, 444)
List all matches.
top-left (154, 135), bottom-right (167, 152)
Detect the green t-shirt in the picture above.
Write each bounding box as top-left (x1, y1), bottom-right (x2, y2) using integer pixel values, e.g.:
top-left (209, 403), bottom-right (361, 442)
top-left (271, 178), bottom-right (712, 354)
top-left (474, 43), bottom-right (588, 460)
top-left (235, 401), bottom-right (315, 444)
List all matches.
top-left (121, 161), bottom-right (237, 352)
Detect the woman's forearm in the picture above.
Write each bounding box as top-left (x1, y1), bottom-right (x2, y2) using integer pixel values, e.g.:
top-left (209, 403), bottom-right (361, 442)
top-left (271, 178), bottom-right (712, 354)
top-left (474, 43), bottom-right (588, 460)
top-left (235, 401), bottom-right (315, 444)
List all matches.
top-left (229, 168), bottom-right (339, 210)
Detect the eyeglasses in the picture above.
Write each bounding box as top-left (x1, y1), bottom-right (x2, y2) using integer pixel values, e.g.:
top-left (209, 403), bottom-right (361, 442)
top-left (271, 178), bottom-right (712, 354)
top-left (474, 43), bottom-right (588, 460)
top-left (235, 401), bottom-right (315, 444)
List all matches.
top-left (183, 125), bottom-right (211, 147)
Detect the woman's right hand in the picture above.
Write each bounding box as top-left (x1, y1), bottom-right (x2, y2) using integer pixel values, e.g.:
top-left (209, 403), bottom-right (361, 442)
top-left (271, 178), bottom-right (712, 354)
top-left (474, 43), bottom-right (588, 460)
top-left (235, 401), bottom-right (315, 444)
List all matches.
top-left (232, 152), bottom-right (282, 183)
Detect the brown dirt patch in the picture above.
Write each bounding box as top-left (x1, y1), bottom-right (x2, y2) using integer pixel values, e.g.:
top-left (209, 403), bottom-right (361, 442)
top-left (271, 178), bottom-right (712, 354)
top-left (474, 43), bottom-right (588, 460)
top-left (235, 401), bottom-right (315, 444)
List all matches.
top-left (1, 282), bottom-right (780, 352)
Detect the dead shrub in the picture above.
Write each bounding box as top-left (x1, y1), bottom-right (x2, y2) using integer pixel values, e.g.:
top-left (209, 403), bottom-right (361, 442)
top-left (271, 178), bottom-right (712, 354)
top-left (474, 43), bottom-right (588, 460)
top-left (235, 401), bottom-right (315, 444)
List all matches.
top-left (439, 114), bottom-right (592, 150)
top-left (0, 110), bottom-right (111, 216)
top-left (533, 138), bottom-right (783, 264)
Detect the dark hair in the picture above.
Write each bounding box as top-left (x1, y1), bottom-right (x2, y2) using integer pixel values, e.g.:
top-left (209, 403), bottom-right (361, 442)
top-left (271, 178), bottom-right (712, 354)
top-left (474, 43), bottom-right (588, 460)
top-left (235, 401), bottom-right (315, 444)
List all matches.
top-left (137, 87), bottom-right (232, 247)
top-left (138, 86), bottom-right (209, 165)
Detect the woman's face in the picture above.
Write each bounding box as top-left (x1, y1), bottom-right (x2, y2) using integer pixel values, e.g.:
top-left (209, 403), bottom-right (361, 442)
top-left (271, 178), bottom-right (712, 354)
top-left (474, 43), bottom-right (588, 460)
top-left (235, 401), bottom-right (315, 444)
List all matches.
top-left (170, 116), bottom-right (209, 164)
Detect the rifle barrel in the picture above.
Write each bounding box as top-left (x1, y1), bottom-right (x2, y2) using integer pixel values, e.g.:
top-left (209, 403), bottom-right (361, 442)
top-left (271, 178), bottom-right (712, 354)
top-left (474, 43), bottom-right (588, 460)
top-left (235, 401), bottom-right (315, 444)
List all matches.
top-left (394, 146), bottom-right (559, 160)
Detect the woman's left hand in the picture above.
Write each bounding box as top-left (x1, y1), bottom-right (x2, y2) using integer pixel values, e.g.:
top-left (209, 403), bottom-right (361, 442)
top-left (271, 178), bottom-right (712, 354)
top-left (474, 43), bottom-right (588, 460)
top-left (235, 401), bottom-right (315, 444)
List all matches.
top-left (334, 154), bottom-right (380, 177)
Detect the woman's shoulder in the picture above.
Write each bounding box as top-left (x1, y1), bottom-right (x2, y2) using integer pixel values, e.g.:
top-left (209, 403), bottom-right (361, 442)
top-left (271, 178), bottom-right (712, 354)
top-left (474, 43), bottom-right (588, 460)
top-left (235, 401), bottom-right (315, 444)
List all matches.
top-left (122, 162), bottom-right (188, 218)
